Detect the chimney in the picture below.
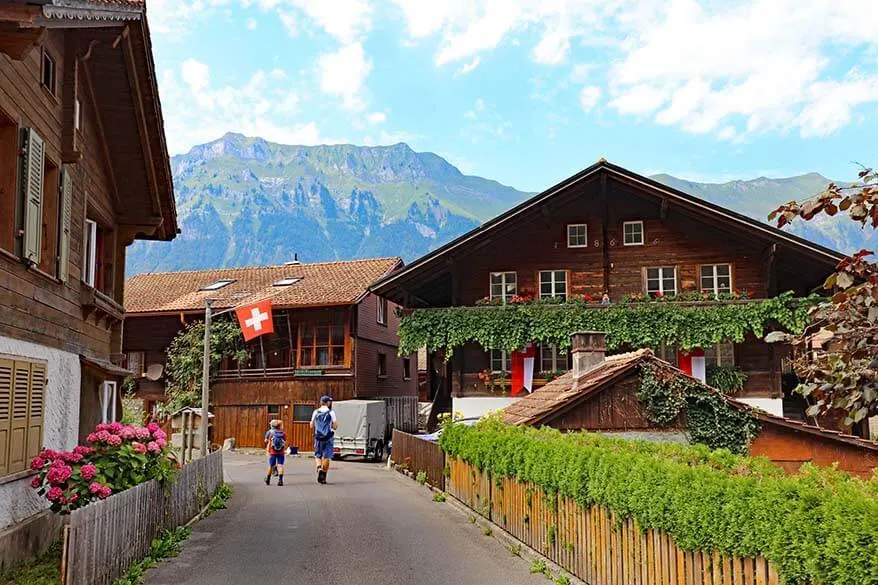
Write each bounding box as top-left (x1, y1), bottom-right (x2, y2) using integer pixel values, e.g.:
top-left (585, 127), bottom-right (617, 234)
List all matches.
top-left (284, 253), bottom-right (301, 267)
top-left (571, 332), bottom-right (606, 378)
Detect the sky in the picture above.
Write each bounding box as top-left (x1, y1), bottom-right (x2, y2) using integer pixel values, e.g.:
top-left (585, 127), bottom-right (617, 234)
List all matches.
top-left (147, 0), bottom-right (878, 192)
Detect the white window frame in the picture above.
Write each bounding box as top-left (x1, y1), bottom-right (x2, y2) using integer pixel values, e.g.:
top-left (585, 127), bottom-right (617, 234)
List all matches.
top-left (377, 296), bottom-right (388, 325)
top-left (100, 380), bottom-right (117, 424)
top-left (539, 270), bottom-right (568, 300)
top-left (199, 279), bottom-right (235, 291)
top-left (402, 357), bottom-right (411, 380)
top-left (540, 344), bottom-right (568, 373)
top-left (646, 266), bottom-right (677, 296)
top-left (83, 218), bottom-right (97, 287)
top-left (74, 98), bottom-right (81, 131)
top-left (567, 224), bottom-right (588, 248)
top-left (623, 221), bottom-right (644, 246)
top-left (489, 272), bottom-right (517, 303)
top-left (490, 349), bottom-right (511, 373)
top-left (700, 264), bottom-right (733, 294)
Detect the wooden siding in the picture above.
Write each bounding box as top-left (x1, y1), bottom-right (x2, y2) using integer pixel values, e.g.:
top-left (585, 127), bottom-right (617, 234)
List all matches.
top-left (354, 338), bottom-right (417, 398)
top-left (212, 377), bottom-right (354, 406)
top-left (750, 423), bottom-right (878, 478)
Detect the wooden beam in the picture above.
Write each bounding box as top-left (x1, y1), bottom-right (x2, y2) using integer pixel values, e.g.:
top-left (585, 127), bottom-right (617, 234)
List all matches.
top-left (601, 172), bottom-right (610, 294)
top-left (79, 57), bottom-right (120, 210)
top-left (0, 24), bottom-right (45, 60)
top-left (765, 243), bottom-right (777, 297)
top-left (450, 259), bottom-right (460, 307)
top-left (660, 198), bottom-right (669, 221)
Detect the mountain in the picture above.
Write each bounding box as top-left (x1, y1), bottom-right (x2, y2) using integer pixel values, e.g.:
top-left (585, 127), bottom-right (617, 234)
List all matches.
top-left (128, 135), bottom-right (869, 275)
top-left (127, 134), bottom-right (530, 274)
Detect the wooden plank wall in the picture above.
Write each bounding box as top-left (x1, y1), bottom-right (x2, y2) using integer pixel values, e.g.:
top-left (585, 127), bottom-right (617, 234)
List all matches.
top-left (446, 458), bottom-right (781, 585)
top-left (64, 451), bottom-right (223, 585)
top-left (381, 396), bottom-right (419, 434)
top-left (389, 430), bottom-right (445, 490)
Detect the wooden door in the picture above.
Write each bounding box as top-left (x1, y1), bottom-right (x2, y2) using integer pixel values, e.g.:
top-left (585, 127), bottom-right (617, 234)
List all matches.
top-left (213, 405), bottom-right (266, 449)
top-left (287, 403), bottom-right (314, 452)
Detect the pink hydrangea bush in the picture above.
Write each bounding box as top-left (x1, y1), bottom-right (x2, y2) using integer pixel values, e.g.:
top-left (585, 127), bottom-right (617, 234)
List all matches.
top-left (31, 422), bottom-right (178, 514)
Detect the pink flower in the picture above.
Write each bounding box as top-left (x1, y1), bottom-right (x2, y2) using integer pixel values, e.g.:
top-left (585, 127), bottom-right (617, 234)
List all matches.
top-left (135, 427), bottom-right (151, 440)
top-left (46, 487), bottom-right (63, 501)
top-left (31, 476), bottom-right (42, 489)
top-left (39, 449), bottom-right (58, 460)
top-left (99, 486), bottom-right (112, 499)
top-left (120, 426), bottom-right (136, 440)
top-left (61, 452), bottom-right (83, 463)
top-left (156, 438), bottom-right (167, 449)
top-left (132, 442), bottom-right (147, 454)
top-left (89, 482), bottom-right (102, 494)
top-left (30, 456), bottom-right (46, 470)
top-left (95, 430), bottom-right (111, 443)
top-left (106, 435), bottom-right (122, 447)
top-left (86, 433), bottom-right (99, 443)
top-left (73, 445), bottom-right (94, 456)
top-left (153, 429), bottom-right (167, 441)
top-left (69, 493), bottom-right (79, 504)
top-left (46, 463), bottom-right (72, 484)
top-left (80, 463), bottom-right (97, 480)
top-left (147, 422), bottom-right (160, 433)
top-left (109, 422), bottom-right (123, 433)
top-left (147, 441), bottom-right (160, 453)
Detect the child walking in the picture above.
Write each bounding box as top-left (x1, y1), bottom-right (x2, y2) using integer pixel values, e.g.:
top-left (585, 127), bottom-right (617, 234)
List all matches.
top-left (265, 419), bottom-right (286, 486)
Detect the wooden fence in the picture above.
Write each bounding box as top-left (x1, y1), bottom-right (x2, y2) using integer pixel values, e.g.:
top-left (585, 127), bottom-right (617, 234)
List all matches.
top-left (447, 458), bottom-right (782, 585)
top-left (63, 451), bottom-right (224, 585)
top-left (380, 396), bottom-right (419, 434)
top-left (390, 429), bottom-right (445, 490)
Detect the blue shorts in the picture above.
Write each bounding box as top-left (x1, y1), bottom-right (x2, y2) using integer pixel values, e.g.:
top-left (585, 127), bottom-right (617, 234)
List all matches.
top-left (314, 437), bottom-right (334, 459)
top-left (268, 454), bottom-right (285, 467)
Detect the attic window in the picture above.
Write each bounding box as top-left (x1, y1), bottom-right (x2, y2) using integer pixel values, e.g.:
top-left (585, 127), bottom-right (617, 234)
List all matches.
top-left (200, 279), bottom-right (235, 291)
top-left (273, 277), bottom-right (301, 287)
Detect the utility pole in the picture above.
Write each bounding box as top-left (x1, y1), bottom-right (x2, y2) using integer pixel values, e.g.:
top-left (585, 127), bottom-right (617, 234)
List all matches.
top-left (200, 298), bottom-right (213, 457)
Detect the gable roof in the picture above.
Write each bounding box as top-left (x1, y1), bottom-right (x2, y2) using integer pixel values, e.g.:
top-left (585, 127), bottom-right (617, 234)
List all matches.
top-left (372, 160), bottom-right (844, 301)
top-left (502, 349), bottom-right (878, 453)
top-left (125, 258), bottom-right (403, 314)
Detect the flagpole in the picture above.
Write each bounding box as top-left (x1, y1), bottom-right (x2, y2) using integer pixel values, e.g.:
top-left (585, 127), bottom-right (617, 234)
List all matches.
top-left (200, 298), bottom-right (213, 457)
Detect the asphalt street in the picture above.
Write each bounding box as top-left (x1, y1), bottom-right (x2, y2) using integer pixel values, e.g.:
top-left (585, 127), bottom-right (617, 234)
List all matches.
top-left (143, 452), bottom-right (550, 585)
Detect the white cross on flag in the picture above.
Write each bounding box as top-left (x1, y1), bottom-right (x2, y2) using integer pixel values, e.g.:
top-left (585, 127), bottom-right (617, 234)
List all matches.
top-left (235, 300), bottom-right (274, 342)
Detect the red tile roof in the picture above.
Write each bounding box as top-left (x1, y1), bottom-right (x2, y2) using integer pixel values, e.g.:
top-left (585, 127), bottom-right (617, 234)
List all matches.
top-left (125, 258), bottom-right (403, 314)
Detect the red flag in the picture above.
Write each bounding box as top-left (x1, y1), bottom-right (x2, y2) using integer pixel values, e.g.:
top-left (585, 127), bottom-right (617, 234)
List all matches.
top-left (510, 344), bottom-right (536, 396)
top-left (235, 300), bottom-right (274, 341)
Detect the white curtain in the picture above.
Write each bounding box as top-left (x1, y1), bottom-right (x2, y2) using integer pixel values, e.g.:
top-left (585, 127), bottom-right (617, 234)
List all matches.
top-left (100, 381), bottom-right (117, 423)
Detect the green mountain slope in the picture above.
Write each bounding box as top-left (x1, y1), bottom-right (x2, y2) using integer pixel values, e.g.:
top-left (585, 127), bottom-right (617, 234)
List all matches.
top-left (127, 135), bottom-right (868, 275)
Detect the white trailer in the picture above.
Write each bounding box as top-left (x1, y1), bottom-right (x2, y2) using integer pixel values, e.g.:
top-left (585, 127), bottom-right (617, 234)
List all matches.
top-left (331, 400), bottom-right (387, 462)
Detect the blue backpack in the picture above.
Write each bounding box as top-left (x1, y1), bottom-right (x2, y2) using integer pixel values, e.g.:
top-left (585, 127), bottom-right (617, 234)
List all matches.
top-left (314, 410), bottom-right (334, 441)
top-left (270, 429), bottom-right (286, 452)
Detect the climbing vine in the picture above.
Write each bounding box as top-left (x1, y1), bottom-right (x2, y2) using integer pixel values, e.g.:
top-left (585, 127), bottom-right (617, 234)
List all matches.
top-left (705, 365), bottom-right (748, 394)
top-left (398, 292), bottom-right (815, 356)
top-left (637, 363), bottom-right (759, 454)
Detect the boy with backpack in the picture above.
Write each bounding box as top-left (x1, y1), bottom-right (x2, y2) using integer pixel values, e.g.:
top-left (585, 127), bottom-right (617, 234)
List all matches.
top-left (310, 396), bottom-right (337, 484)
top-left (265, 419), bottom-right (286, 486)
top-left (264, 420), bottom-right (280, 476)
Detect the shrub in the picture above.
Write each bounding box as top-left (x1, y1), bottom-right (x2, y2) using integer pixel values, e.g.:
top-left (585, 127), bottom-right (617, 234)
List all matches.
top-left (31, 422), bottom-right (178, 514)
top-left (440, 418), bottom-right (878, 585)
top-left (416, 471), bottom-right (427, 485)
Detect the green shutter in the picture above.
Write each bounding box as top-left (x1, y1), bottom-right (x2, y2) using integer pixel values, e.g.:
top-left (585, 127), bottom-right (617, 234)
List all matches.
top-left (57, 168), bottom-right (72, 281)
top-left (21, 128), bottom-right (44, 266)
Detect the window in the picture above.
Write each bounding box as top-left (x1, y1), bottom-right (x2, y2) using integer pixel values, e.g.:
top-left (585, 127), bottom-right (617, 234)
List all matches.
top-left (623, 221), bottom-right (644, 246)
top-left (83, 219), bottom-right (97, 287)
top-left (38, 158), bottom-right (59, 276)
top-left (41, 50), bottom-right (56, 95)
top-left (646, 267), bottom-right (677, 296)
top-left (490, 350), bottom-right (511, 373)
top-left (298, 310), bottom-right (345, 367)
top-left (100, 381), bottom-right (117, 424)
top-left (0, 109), bottom-right (18, 254)
top-left (539, 270), bottom-right (567, 300)
top-left (489, 272), bottom-right (517, 302)
top-left (657, 342), bottom-right (678, 367)
top-left (700, 264), bottom-right (732, 294)
top-left (567, 224), bottom-right (588, 248)
top-left (403, 358), bottom-right (411, 380)
top-left (126, 352), bottom-right (145, 377)
top-left (293, 404), bottom-right (312, 422)
top-left (540, 344), bottom-right (569, 373)
top-left (377, 353), bottom-right (387, 377)
top-left (377, 296), bottom-right (388, 325)
top-left (0, 357), bottom-right (46, 477)
top-left (272, 277), bottom-right (301, 287)
top-left (267, 404), bottom-right (281, 420)
top-left (704, 342), bottom-right (735, 367)
top-left (200, 279), bottom-right (235, 291)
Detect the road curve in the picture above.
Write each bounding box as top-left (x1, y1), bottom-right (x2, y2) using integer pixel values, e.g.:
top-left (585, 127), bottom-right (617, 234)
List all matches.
top-left (143, 453), bottom-right (549, 585)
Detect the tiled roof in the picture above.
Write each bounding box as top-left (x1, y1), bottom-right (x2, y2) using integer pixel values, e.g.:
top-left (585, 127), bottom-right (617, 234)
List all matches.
top-left (502, 350), bottom-right (878, 452)
top-left (125, 258), bottom-right (403, 314)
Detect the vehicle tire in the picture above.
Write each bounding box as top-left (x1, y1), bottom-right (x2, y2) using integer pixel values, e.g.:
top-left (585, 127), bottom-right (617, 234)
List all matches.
top-left (372, 442), bottom-right (384, 463)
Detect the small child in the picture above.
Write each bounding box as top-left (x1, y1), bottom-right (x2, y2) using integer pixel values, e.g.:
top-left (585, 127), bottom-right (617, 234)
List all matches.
top-left (264, 420), bottom-right (279, 476)
top-left (265, 420), bottom-right (286, 486)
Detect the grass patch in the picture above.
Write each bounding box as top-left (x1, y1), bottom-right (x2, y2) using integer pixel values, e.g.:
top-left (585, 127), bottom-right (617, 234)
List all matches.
top-left (0, 541), bottom-right (61, 585)
top-left (432, 491), bottom-right (447, 503)
top-left (204, 483), bottom-right (233, 517)
top-left (481, 525), bottom-right (493, 537)
top-left (529, 559), bottom-right (549, 576)
top-left (507, 542), bottom-right (522, 557)
top-left (113, 526), bottom-right (191, 585)
top-left (468, 515), bottom-right (476, 524)
top-left (555, 573), bottom-right (571, 585)
top-left (415, 471), bottom-right (427, 485)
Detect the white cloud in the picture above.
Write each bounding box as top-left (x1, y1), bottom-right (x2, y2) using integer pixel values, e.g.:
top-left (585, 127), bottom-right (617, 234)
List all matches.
top-left (367, 111), bottom-right (387, 124)
top-left (456, 57), bottom-right (481, 76)
top-left (270, 68), bottom-right (288, 80)
top-left (246, 17), bottom-right (258, 29)
top-left (579, 85), bottom-right (601, 112)
top-left (181, 58), bottom-right (210, 93)
top-left (285, 0), bottom-right (372, 43)
top-left (318, 42), bottom-right (373, 111)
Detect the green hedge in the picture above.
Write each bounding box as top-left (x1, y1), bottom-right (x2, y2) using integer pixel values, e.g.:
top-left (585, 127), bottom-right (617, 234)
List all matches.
top-left (440, 419), bottom-right (878, 585)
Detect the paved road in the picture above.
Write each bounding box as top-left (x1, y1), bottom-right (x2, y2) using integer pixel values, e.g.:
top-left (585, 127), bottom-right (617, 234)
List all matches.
top-left (144, 453), bottom-right (549, 585)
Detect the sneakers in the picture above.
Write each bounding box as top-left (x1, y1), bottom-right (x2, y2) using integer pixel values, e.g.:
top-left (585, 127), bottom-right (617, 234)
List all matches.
top-left (317, 469), bottom-right (327, 484)
top-left (265, 475), bottom-right (271, 486)
top-left (277, 477), bottom-right (284, 487)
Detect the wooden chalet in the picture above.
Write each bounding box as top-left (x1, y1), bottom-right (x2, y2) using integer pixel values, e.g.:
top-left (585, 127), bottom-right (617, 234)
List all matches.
top-left (371, 160), bottom-right (843, 424)
top-left (502, 333), bottom-right (878, 478)
top-left (123, 258), bottom-right (418, 450)
top-left (0, 0), bottom-right (176, 564)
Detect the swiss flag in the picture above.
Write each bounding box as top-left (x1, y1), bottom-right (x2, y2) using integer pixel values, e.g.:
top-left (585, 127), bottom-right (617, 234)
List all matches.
top-left (510, 344), bottom-right (536, 396)
top-left (235, 300), bottom-right (274, 342)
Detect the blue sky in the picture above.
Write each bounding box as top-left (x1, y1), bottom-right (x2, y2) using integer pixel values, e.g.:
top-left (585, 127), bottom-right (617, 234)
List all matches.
top-left (148, 0), bottom-right (878, 192)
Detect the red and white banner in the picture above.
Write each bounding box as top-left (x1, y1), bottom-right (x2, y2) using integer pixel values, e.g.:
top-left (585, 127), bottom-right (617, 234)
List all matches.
top-left (235, 300), bottom-right (275, 342)
top-left (511, 344), bottom-right (536, 396)
top-left (677, 348), bottom-right (706, 383)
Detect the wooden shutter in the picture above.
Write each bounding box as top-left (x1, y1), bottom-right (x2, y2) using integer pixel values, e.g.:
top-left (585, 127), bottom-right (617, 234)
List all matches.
top-left (57, 168), bottom-right (72, 281)
top-left (21, 128), bottom-right (45, 265)
top-left (0, 359), bottom-right (12, 477)
top-left (8, 361), bottom-right (31, 474)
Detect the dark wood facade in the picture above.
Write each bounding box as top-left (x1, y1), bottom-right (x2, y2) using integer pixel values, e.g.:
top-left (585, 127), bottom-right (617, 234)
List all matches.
top-left (0, 0), bottom-right (176, 547)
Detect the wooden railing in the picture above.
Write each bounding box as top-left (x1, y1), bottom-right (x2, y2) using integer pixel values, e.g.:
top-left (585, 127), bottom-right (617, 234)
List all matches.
top-left (62, 451), bottom-right (224, 585)
top-left (447, 458), bottom-right (782, 585)
top-left (390, 429), bottom-right (445, 490)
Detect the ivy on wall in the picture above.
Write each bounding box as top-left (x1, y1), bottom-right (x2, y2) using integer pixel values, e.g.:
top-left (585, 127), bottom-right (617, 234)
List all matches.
top-left (398, 292), bottom-right (815, 356)
top-left (637, 363), bottom-right (759, 454)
